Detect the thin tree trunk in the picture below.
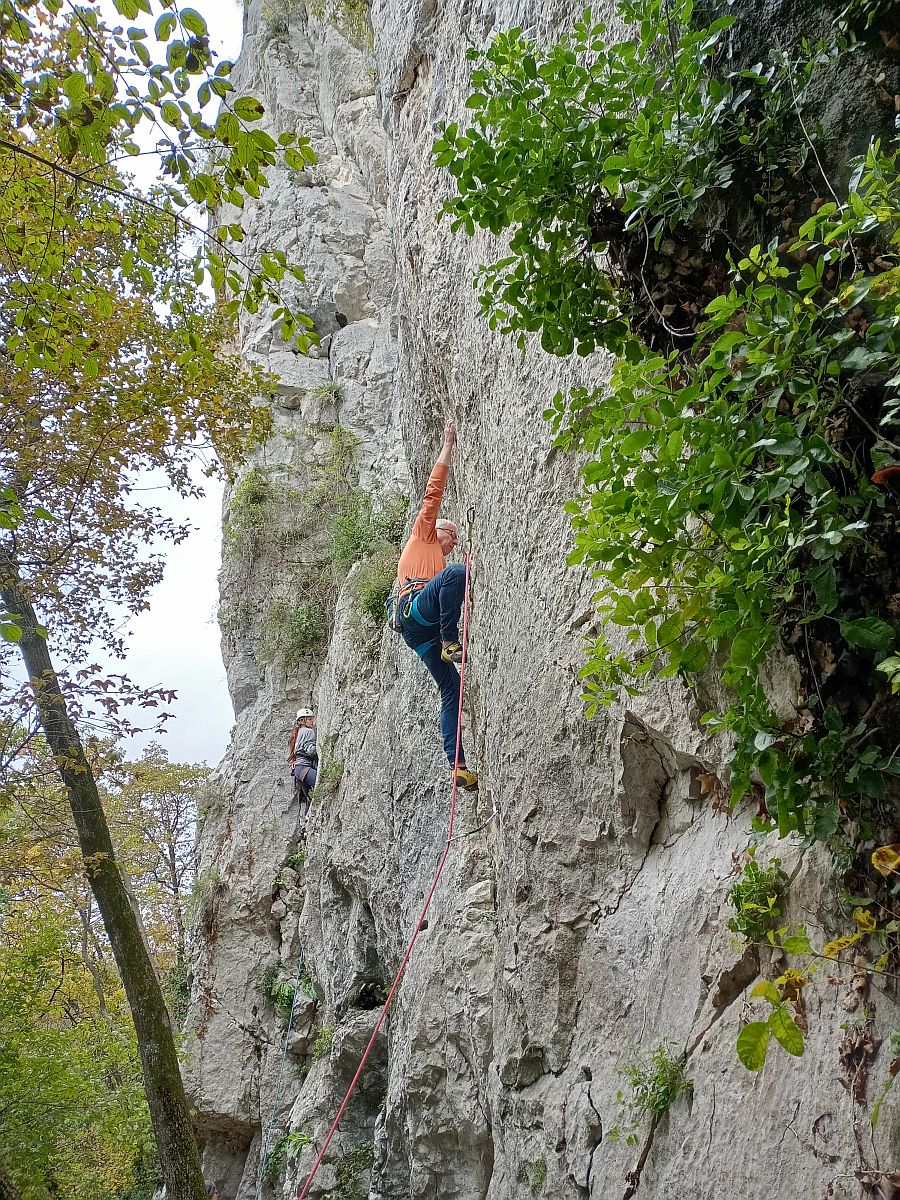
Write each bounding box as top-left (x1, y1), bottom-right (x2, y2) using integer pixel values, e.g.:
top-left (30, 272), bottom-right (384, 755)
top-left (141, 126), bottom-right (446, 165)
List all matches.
top-left (0, 559), bottom-right (206, 1200)
top-left (77, 898), bottom-right (109, 1020)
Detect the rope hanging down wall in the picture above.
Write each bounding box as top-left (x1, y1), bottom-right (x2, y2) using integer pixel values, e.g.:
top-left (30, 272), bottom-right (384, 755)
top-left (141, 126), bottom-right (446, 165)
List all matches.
top-left (296, 528), bottom-right (475, 1200)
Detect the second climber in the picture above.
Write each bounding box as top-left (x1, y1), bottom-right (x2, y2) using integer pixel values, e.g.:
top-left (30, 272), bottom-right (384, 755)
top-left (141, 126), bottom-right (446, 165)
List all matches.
top-left (289, 707), bottom-right (318, 825)
top-left (395, 420), bottom-right (477, 791)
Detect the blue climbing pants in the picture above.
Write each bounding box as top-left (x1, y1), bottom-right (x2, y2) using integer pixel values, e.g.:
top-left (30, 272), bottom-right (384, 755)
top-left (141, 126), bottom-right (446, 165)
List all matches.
top-left (400, 563), bottom-right (467, 767)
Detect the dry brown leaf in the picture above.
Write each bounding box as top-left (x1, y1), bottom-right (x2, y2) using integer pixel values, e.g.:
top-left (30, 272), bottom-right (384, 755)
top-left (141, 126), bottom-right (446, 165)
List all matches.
top-left (839, 1026), bottom-right (881, 1103)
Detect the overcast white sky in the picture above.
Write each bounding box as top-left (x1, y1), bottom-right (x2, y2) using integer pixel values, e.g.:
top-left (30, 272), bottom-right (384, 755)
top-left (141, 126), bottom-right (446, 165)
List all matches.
top-left (111, 2), bottom-right (247, 767)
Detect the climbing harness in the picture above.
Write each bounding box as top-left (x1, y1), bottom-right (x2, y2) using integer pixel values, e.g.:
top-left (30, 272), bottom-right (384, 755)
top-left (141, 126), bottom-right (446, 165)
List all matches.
top-left (385, 576), bottom-right (429, 634)
top-left (255, 952), bottom-right (310, 1200)
top-left (296, 532), bottom-right (474, 1200)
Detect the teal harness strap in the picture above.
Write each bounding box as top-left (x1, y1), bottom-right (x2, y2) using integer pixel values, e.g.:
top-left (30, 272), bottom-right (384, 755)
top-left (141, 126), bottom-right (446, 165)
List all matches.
top-left (408, 593), bottom-right (438, 658)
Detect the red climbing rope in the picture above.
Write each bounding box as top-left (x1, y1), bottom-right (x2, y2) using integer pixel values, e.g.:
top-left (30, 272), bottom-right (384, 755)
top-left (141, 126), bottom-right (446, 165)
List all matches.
top-left (297, 547), bottom-right (473, 1199)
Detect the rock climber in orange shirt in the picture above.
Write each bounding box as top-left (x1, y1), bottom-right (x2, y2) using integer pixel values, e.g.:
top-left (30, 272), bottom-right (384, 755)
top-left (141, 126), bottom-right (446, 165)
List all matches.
top-left (396, 421), bottom-right (477, 791)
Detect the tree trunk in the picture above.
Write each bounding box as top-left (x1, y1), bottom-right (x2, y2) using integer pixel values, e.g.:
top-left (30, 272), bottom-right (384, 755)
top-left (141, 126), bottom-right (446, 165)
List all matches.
top-left (0, 560), bottom-right (207, 1200)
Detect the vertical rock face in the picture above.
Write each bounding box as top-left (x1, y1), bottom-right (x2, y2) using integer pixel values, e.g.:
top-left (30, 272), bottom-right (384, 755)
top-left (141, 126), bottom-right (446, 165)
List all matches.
top-left (185, 3), bottom-right (900, 1199)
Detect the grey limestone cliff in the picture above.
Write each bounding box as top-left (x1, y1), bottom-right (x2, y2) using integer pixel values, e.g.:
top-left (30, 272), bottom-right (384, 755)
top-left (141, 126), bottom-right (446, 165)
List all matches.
top-left (183, 2), bottom-right (900, 1198)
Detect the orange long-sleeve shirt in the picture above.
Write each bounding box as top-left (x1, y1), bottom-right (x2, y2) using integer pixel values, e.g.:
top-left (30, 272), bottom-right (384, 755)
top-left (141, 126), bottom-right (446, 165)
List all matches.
top-left (396, 460), bottom-right (448, 588)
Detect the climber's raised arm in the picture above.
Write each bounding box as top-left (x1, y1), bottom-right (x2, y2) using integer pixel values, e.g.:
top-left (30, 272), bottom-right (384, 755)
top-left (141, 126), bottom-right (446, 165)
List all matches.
top-left (410, 420), bottom-right (456, 542)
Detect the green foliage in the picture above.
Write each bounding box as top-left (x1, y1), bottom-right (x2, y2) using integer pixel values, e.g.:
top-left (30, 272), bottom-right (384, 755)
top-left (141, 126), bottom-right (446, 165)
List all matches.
top-left (225, 467), bottom-right (274, 560)
top-left (311, 379), bottom-right (347, 400)
top-left (350, 543), bottom-right (401, 625)
top-left (262, 1130), bottom-right (311, 1183)
top-left (285, 849), bottom-right (306, 870)
top-left (330, 490), bottom-right (377, 569)
top-left (321, 423), bottom-right (363, 482)
top-left (309, 0), bottom-right (372, 49)
top-left (218, 598), bottom-right (255, 639)
top-left (329, 484), bottom-right (408, 570)
top-left (434, 0), bottom-right (821, 356)
top-left (3, 2), bottom-right (316, 359)
top-left (837, 0), bottom-right (899, 35)
top-left (374, 490), bottom-right (409, 545)
top-left (439, 0), bottom-right (900, 851)
top-left (312, 1022), bottom-right (336, 1058)
top-left (0, 848), bottom-right (157, 1200)
top-left (727, 858), bottom-right (788, 943)
top-left (332, 1141), bottom-right (375, 1200)
top-left (258, 961), bottom-right (309, 1023)
top-left (555, 145), bottom-right (900, 843)
top-left (166, 960), bottom-right (190, 1028)
top-left (609, 1042), bottom-right (692, 1144)
top-left (331, 485), bottom-right (407, 628)
top-left (529, 1155), bottom-right (547, 1191)
top-left (257, 598), bottom-right (328, 667)
top-left (736, 979), bottom-right (805, 1071)
top-left (311, 757), bottom-right (344, 802)
top-left (185, 867), bottom-right (223, 932)
top-left (262, 0), bottom-right (297, 35)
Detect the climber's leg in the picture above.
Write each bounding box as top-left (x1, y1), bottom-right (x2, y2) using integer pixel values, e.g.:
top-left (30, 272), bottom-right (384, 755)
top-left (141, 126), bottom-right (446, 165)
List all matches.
top-left (418, 643), bottom-right (476, 789)
top-left (400, 579), bottom-right (477, 789)
top-left (414, 564), bottom-right (467, 662)
top-left (294, 764), bottom-right (315, 824)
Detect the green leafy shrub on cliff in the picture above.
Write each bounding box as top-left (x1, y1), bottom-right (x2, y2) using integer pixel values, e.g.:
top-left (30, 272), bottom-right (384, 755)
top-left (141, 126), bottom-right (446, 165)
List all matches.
top-left (225, 467), bottom-right (274, 560)
top-left (435, 0), bottom-right (900, 849)
top-left (350, 543), bottom-right (400, 625)
top-left (333, 1141), bottom-right (375, 1200)
top-left (262, 1130), bottom-right (311, 1182)
top-left (257, 597), bottom-right (328, 668)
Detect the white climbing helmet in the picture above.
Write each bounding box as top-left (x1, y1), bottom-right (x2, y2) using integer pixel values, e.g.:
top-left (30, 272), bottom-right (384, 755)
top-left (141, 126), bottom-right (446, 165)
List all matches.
top-left (296, 707), bottom-right (314, 720)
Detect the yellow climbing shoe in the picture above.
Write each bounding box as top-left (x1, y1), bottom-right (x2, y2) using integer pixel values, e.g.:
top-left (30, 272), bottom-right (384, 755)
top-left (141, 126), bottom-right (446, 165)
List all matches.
top-left (441, 640), bottom-right (463, 664)
top-left (455, 768), bottom-right (479, 791)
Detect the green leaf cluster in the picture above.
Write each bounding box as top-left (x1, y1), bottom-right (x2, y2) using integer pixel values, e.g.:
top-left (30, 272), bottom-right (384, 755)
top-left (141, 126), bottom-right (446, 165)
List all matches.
top-left (559, 157), bottom-right (900, 836)
top-left (0, 916), bottom-right (156, 1200)
top-left (257, 960), bottom-right (311, 1023)
top-left (3, 1), bottom-right (317, 355)
top-left (257, 597), bottom-right (328, 668)
top-left (262, 1130), bottom-right (311, 1184)
top-left (333, 1141), bottom-right (375, 1200)
top-left (736, 980), bottom-right (805, 1071)
top-left (433, 0), bottom-right (820, 356)
top-left (726, 858), bottom-right (787, 942)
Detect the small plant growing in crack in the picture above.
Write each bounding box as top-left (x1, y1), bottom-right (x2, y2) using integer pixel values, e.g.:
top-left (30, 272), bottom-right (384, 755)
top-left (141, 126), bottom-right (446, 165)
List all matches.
top-left (262, 1130), bottom-right (312, 1183)
top-left (312, 1022), bottom-right (335, 1059)
top-left (608, 1042), bottom-right (692, 1145)
top-left (529, 1154), bottom-right (547, 1191)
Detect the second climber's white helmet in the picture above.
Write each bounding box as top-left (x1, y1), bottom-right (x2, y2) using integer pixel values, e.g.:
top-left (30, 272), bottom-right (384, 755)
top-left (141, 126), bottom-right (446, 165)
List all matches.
top-left (296, 708), bottom-right (314, 720)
